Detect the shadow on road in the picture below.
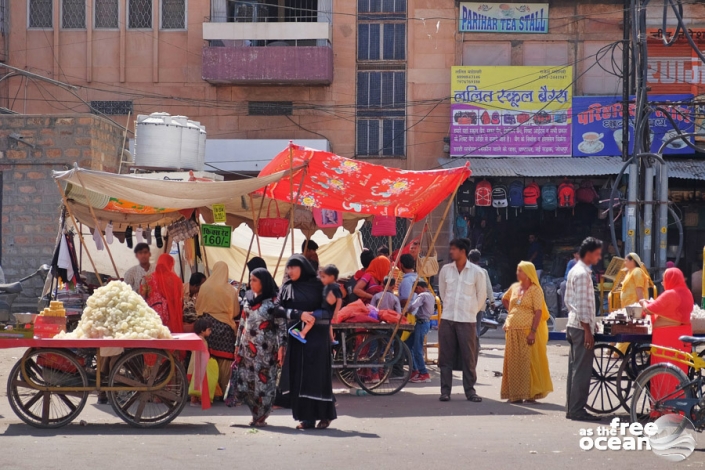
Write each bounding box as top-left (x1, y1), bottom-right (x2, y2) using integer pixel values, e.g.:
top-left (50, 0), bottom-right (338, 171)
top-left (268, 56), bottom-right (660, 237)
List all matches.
top-left (2, 422), bottom-right (223, 436)
top-left (229, 423), bottom-right (379, 438)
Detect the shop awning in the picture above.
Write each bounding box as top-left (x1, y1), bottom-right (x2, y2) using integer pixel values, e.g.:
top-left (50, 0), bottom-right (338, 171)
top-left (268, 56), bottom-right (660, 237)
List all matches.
top-left (439, 157), bottom-right (705, 181)
top-left (438, 157), bottom-right (625, 178)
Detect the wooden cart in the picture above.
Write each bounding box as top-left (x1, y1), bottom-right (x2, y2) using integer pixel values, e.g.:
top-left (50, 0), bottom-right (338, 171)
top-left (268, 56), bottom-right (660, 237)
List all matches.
top-left (332, 323), bottom-right (415, 396)
top-left (1, 333), bottom-right (207, 429)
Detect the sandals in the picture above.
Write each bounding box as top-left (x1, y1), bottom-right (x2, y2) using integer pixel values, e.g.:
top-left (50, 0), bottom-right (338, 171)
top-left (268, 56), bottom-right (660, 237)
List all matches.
top-left (289, 328), bottom-right (307, 344)
top-left (296, 421), bottom-right (315, 430)
top-left (249, 417), bottom-right (268, 428)
top-left (316, 420), bottom-right (331, 430)
top-left (467, 394), bottom-right (483, 403)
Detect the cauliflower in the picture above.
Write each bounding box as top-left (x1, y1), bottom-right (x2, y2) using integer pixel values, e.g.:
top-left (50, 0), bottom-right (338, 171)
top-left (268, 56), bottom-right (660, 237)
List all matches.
top-left (56, 280), bottom-right (172, 340)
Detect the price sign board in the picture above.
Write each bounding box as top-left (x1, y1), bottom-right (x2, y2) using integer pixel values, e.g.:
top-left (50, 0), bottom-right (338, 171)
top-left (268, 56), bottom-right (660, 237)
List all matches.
top-left (212, 204), bottom-right (227, 223)
top-left (201, 224), bottom-right (231, 248)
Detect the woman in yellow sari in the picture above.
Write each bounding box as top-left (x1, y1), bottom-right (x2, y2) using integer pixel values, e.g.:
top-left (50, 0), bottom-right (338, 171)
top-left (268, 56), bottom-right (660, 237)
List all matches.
top-left (615, 253), bottom-right (653, 353)
top-left (501, 261), bottom-right (553, 403)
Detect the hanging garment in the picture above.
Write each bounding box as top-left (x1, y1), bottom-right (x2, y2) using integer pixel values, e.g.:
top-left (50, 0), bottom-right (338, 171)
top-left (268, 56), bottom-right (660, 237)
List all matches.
top-left (105, 222), bottom-right (114, 245)
top-left (92, 228), bottom-right (104, 251)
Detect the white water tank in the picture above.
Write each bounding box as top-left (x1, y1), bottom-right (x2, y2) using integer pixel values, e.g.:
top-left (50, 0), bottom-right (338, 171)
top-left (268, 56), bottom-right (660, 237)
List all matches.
top-left (134, 113), bottom-right (184, 168)
top-left (179, 118), bottom-right (201, 170)
top-left (197, 125), bottom-right (207, 171)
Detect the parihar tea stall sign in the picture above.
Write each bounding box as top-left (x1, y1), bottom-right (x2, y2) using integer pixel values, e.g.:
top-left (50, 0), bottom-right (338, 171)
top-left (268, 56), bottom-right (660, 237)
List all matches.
top-left (572, 94), bottom-right (694, 157)
top-left (459, 3), bottom-right (549, 33)
top-left (450, 66), bottom-right (572, 157)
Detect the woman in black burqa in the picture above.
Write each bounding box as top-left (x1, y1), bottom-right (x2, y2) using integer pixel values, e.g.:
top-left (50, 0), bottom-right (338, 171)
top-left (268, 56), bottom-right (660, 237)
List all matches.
top-left (271, 254), bottom-right (337, 429)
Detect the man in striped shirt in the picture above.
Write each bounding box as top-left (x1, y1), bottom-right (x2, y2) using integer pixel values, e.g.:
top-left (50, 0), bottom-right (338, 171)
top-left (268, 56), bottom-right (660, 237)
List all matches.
top-left (564, 237), bottom-right (603, 422)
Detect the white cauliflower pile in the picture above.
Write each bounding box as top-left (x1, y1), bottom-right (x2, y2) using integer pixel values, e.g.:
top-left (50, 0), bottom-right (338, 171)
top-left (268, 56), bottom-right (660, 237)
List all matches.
top-left (56, 280), bottom-right (172, 339)
top-left (692, 304), bottom-right (705, 334)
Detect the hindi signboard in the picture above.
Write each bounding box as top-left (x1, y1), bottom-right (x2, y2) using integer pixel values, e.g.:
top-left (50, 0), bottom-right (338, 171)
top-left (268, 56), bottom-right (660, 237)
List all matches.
top-left (450, 66), bottom-right (572, 157)
top-left (572, 94), bottom-right (694, 157)
top-left (459, 3), bottom-right (549, 33)
top-left (201, 224), bottom-right (232, 248)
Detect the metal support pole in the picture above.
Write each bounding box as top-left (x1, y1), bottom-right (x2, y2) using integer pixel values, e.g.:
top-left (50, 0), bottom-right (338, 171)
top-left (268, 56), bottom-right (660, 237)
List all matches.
top-left (655, 161), bottom-right (669, 278)
top-left (642, 165), bottom-right (654, 268)
top-left (625, 163), bottom-right (638, 254)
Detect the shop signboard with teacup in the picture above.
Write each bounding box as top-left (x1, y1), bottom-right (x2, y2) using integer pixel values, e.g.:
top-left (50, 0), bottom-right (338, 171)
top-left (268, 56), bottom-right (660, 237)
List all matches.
top-left (458, 3), bottom-right (549, 33)
top-left (450, 66), bottom-right (572, 157)
top-left (572, 94), bottom-right (694, 157)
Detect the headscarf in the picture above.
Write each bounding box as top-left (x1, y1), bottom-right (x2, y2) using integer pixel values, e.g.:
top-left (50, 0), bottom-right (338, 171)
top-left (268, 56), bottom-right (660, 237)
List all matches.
top-left (366, 256), bottom-right (392, 284)
top-left (517, 261), bottom-right (550, 322)
top-left (279, 254), bottom-right (323, 310)
top-left (196, 261), bottom-right (239, 330)
top-left (666, 261), bottom-right (676, 269)
top-left (625, 252), bottom-right (652, 291)
top-left (245, 268), bottom-right (278, 307)
top-left (153, 254), bottom-right (183, 333)
top-left (247, 257), bottom-right (267, 274)
top-left (391, 236), bottom-right (421, 264)
top-left (646, 268), bottom-right (693, 324)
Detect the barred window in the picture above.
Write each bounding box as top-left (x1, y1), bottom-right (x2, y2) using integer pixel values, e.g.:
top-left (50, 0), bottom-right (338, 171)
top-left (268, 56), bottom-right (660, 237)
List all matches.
top-left (128, 0), bottom-right (152, 28)
top-left (29, 0), bottom-right (53, 28)
top-left (357, 118), bottom-right (405, 157)
top-left (90, 101), bottom-right (134, 115)
top-left (161, 0), bottom-right (185, 29)
top-left (95, 0), bottom-right (118, 29)
top-left (62, 0), bottom-right (86, 29)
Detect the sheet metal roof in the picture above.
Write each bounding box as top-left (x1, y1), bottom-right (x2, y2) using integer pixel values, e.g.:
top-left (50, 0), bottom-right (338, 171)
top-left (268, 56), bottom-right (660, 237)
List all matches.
top-left (438, 157), bottom-right (705, 180)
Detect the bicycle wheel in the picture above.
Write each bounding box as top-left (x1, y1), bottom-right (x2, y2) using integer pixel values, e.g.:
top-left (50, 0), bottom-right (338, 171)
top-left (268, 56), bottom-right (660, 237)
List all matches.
top-left (616, 343), bottom-right (651, 413)
top-left (586, 344), bottom-right (623, 414)
top-left (354, 335), bottom-right (412, 396)
top-left (630, 363), bottom-right (693, 425)
top-left (333, 331), bottom-right (369, 389)
top-left (108, 349), bottom-right (188, 428)
top-left (7, 349), bottom-right (89, 428)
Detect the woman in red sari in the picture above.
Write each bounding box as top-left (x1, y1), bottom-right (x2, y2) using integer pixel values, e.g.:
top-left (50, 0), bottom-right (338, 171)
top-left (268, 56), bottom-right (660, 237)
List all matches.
top-left (640, 268), bottom-right (693, 397)
top-left (140, 254), bottom-right (184, 334)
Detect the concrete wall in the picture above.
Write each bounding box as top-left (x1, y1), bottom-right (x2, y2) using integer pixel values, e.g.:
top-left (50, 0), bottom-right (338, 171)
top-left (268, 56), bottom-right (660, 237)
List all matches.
top-left (0, 114), bottom-right (123, 295)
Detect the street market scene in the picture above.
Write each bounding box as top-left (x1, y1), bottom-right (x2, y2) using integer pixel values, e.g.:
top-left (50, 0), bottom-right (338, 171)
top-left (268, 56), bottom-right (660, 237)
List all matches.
top-left (2, 0), bottom-right (705, 468)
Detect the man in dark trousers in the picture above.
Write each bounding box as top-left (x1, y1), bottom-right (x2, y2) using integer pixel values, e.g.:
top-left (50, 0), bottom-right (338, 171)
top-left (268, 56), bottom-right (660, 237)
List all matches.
top-left (564, 237), bottom-right (603, 422)
top-left (437, 238), bottom-right (488, 402)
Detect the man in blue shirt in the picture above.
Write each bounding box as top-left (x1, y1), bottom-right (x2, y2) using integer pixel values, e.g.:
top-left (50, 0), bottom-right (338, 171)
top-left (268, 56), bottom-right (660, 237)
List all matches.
top-left (398, 254), bottom-right (418, 310)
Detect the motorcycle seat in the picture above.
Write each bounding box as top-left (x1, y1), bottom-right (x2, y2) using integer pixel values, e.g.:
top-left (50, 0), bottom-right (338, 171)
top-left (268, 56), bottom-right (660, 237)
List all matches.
top-left (0, 282), bottom-right (22, 294)
top-left (679, 336), bottom-right (705, 346)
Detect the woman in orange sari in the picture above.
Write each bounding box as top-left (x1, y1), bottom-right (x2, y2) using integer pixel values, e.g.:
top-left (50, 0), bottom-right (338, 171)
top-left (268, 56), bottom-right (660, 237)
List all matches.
top-left (640, 268), bottom-right (693, 396)
top-left (353, 256), bottom-right (391, 303)
top-left (141, 254), bottom-right (184, 334)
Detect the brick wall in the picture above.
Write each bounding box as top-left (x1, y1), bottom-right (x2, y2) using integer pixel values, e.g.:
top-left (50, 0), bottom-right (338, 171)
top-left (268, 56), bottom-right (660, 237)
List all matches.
top-left (0, 114), bottom-right (123, 301)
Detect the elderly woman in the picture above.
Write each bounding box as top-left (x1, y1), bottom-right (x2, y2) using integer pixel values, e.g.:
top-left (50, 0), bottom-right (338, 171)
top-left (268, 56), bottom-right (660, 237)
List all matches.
top-left (231, 268), bottom-right (285, 427)
top-left (196, 261), bottom-right (240, 398)
top-left (640, 268), bottom-right (693, 395)
top-left (353, 255), bottom-right (391, 303)
top-left (501, 261), bottom-right (553, 403)
top-left (271, 255), bottom-right (336, 430)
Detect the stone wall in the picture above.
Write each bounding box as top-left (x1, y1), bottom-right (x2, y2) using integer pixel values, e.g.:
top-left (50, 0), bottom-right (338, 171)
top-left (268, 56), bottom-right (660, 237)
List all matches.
top-left (0, 114), bottom-right (123, 300)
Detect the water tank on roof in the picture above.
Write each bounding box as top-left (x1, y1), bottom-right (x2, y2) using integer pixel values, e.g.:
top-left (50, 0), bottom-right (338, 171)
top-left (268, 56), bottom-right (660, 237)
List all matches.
top-left (180, 118), bottom-right (202, 170)
top-left (134, 113), bottom-right (184, 169)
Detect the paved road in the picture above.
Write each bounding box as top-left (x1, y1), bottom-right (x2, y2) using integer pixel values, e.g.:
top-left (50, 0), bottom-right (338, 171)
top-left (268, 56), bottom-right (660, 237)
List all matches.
top-left (0, 330), bottom-right (698, 469)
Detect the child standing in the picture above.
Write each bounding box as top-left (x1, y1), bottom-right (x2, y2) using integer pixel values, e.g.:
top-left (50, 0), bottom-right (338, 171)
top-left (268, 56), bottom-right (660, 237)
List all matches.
top-left (188, 318), bottom-right (220, 405)
top-left (407, 280), bottom-right (434, 383)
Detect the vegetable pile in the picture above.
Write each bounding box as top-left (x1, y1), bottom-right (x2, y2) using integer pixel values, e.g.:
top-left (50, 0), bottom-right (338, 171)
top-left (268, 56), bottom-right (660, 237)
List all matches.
top-left (56, 280), bottom-right (172, 339)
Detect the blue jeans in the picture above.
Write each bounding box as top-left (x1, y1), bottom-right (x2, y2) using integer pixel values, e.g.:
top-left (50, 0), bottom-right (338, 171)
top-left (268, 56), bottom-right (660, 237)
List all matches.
top-left (406, 320), bottom-right (431, 374)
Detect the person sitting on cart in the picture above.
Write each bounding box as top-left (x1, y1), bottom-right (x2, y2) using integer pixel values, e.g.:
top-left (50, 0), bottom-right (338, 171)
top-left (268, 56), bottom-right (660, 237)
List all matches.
top-left (371, 278), bottom-right (401, 313)
top-left (353, 256), bottom-right (391, 304)
top-left (123, 243), bottom-right (154, 293)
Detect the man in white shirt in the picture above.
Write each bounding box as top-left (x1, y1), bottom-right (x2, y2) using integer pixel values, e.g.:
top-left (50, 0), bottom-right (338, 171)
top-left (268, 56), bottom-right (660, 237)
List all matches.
top-left (438, 239), bottom-right (488, 402)
top-left (123, 243), bottom-right (154, 293)
top-left (564, 237), bottom-right (603, 422)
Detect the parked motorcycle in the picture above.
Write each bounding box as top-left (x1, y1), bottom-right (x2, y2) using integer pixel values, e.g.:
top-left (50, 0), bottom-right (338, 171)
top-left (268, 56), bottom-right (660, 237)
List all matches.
top-left (0, 265), bottom-right (51, 324)
top-left (479, 291), bottom-right (508, 337)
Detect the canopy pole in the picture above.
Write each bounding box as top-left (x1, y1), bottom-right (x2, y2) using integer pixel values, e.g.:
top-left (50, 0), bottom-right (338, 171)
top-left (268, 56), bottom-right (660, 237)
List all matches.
top-left (272, 230), bottom-right (291, 279)
top-left (197, 210), bottom-right (211, 277)
top-left (238, 231), bottom-right (256, 289)
top-left (74, 171), bottom-right (121, 279)
top-left (274, 165), bottom-right (308, 278)
top-left (377, 221), bottom-right (415, 308)
top-left (249, 194), bottom-right (262, 257)
top-left (382, 184), bottom-right (461, 359)
top-left (54, 181), bottom-right (103, 287)
top-left (289, 143), bottom-right (296, 256)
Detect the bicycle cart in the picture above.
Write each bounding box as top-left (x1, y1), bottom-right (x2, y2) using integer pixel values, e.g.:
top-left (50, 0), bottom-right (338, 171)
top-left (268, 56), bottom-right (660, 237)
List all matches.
top-left (332, 323), bottom-right (414, 396)
top-left (1, 333), bottom-right (207, 429)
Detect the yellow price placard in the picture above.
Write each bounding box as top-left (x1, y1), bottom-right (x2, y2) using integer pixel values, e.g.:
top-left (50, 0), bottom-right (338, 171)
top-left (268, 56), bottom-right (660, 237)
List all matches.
top-left (212, 204), bottom-right (226, 223)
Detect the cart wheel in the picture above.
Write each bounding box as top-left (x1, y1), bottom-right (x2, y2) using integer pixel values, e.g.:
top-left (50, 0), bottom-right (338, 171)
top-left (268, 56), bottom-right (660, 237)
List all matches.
top-left (586, 344), bottom-right (623, 414)
top-left (616, 344), bottom-right (651, 413)
top-left (333, 332), bottom-right (370, 389)
top-left (6, 349), bottom-right (89, 428)
top-left (354, 335), bottom-right (412, 396)
top-left (107, 349), bottom-right (188, 428)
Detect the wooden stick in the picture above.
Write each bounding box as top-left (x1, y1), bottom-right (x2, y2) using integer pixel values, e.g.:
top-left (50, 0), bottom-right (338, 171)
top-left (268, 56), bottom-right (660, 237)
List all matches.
top-left (55, 180), bottom-right (103, 286)
top-left (74, 170), bottom-right (121, 279)
top-left (272, 230), bottom-right (291, 279)
top-left (238, 231), bottom-right (256, 288)
top-left (249, 193), bottom-right (262, 257)
top-left (197, 210), bottom-right (211, 276)
top-left (273, 166), bottom-right (308, 278)
top-left (377, 221), bottom-right (415, 308)
top-left (289, 143), bottom-right (296, 256)
top-left (382, 184), bottom-right (461, 359)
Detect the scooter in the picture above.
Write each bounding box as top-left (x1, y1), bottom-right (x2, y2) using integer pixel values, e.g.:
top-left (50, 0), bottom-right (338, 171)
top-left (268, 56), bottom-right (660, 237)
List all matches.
top-left (0, 265), bottom-right (51, 324)
top-left (478, 291), bottom-right (509, 337)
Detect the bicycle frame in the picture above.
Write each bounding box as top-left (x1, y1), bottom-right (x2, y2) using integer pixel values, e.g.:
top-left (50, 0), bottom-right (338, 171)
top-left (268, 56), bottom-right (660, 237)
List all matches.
top-left (649, 344), bottom-right (705, 371)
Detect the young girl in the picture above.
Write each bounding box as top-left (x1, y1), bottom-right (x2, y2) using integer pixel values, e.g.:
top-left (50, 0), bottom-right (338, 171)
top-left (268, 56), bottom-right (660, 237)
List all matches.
top-left (188, 318), bottom-right (219, 406)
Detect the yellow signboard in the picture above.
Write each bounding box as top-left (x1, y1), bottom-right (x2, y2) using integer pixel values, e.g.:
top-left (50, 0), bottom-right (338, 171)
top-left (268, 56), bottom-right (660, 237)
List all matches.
top-left (450, 66), bottom-right (572, 157)
top-left (212, 204), bottom-right (227, 223)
